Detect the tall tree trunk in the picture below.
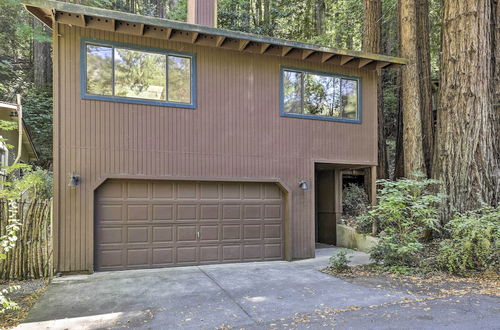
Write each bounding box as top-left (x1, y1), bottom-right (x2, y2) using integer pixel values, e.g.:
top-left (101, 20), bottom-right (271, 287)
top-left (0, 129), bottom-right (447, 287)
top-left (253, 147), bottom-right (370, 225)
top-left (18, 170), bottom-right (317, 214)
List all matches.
top-left (433, 0), bottom-right (498, 219)
top-left (399, 0), bottom-right (425, 178)
top-left (394, 69), bottom-right (405, 179)
top-left (492, 0), bottom-right (500, 200)
top-left (33, 22), bottom-right (52, 89)
top-left (315, 0), bottom-right (326, 35)
top-left (263, 0), bottom-right (270, 25)
top-left (393, 0), bottom-right (405, 179)
top-left (416, 0), bottom-right (434, 177)
top-left (363, 0), bottom-right (388, 179)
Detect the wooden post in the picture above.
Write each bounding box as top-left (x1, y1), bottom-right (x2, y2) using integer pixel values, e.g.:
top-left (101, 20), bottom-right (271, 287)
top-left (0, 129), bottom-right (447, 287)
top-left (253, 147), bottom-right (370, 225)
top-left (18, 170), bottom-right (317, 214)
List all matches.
top-left (333, 169), bottom-right (343, 224)
top-left (370, 165), bottom-right (378, 235)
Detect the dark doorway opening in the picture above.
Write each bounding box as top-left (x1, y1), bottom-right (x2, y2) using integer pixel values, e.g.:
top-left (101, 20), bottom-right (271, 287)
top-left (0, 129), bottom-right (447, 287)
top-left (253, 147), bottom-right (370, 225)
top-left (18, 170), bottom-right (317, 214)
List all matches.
top-left (314, 163), bottom-right (341, 246)
top-left (315, 164), bottom-right (376, 247)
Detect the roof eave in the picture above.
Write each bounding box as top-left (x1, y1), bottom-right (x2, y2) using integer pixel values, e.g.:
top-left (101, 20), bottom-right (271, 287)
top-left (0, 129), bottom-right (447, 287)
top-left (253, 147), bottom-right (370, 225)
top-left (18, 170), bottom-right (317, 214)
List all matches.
top-left (22, 0), bottom-right (407, 67)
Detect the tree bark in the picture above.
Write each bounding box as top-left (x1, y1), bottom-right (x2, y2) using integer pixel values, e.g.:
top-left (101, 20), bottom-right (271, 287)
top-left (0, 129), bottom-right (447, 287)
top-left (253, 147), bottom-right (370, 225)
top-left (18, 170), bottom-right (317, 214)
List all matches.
top-left (492, 0), bottom-right (500, 200)
top-left (399, 0), bottom-right (425, 178)
top-left (363, 0), bottom-right (388, 179)
top-left (433, 0), bottom-right (498, 219)
top-left (33, 22), bottom-right (52, 89)
top-left (315, 0), bottom-right (326, 35)
top-left (416, 0), bottom-right (434, 177)
top-left (394, 68), bottom-right (405, 179)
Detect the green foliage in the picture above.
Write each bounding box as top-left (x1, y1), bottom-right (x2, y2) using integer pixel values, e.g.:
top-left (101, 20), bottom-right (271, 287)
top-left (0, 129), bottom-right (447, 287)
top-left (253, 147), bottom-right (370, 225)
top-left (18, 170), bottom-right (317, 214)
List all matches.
top-left (0, 119), bottom-right (17, 151)
top-left (328, 249), bottom-right (351, 271)
top-left (358, 175), bottom-right (444, 267)
top-left (0, 285), bottom-right (20, 313)
top-left (10, 168), bottom-right (53, 199)
top-left (21, 88), bottom-right (53, 167)
top-left (343, 183), bottom-right (369, 217)
top-left (438, 206), bottom-right (499, 274)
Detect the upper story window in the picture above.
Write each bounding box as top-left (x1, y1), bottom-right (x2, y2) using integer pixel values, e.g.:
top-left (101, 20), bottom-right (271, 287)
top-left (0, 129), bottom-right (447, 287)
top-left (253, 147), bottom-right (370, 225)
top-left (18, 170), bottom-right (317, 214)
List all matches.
top-left (281, 67), bottom-right (361, 123)
top-left (82, 39), bottom-right (196, 108)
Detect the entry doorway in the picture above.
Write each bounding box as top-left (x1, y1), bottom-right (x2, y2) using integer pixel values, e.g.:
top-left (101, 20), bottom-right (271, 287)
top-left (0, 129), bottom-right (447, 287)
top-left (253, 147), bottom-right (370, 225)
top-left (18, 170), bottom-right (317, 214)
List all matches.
top-left (314, 164), bottom-right (342, 246)
top-left (314, 163), bottom-right (377, 247)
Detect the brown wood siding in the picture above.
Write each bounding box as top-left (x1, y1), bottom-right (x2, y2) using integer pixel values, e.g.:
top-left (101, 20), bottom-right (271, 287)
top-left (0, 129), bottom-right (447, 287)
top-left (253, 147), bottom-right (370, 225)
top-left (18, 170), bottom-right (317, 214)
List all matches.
top-left (53, 23), bottom-right (377, 272)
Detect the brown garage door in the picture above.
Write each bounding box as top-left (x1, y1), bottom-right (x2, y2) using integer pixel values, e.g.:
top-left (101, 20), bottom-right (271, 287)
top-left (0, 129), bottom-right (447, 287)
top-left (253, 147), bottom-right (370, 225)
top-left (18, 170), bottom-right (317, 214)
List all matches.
top-left (94, 179), bottom-right (284, 271)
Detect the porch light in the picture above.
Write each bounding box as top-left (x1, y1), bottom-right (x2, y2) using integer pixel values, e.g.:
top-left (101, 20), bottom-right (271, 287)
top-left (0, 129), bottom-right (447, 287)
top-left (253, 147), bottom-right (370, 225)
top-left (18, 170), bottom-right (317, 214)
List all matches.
top-left (299, 180), bottom-right (309, 190)
top-left (69, 174), bottom-right (80, 187)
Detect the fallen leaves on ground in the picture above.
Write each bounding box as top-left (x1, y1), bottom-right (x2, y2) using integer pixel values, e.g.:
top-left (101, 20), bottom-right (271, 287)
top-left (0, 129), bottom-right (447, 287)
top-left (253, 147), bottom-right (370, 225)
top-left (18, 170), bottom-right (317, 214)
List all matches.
top-left (321, 265), bottom-right (500, 297)
top-left (0, 279), bottom-right (49, 329)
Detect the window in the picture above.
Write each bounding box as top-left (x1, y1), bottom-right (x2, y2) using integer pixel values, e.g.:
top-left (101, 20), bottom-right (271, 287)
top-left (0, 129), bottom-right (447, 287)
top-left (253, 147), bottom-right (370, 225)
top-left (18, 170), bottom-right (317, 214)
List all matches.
top-left (82, 39), bottom-right (195, 108)
top-left (281, 68), bottom-right (361, 122)
top-left (0, 141), bottom-right (7, 174)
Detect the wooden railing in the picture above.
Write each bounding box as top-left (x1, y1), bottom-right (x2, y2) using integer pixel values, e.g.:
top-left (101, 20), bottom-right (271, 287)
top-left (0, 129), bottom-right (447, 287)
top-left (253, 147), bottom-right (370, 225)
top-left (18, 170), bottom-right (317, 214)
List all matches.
top-left (0, 199), bottom-right (53, 280)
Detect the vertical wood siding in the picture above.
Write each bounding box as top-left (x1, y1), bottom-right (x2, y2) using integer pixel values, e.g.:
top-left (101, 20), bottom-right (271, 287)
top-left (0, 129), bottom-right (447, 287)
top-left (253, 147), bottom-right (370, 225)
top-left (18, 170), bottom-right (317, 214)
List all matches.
top-left (54, 24), bottom-right (377, 272)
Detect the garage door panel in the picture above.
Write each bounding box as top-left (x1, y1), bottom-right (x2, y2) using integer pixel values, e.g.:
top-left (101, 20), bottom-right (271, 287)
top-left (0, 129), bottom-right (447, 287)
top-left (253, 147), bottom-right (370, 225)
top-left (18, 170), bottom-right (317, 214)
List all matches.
top-left (98, 250), bottom-right (124, 268)
top-left (222, 245), bottom-right (241, 261)
top-left (199, 225), bottom-right (219, 241)
top-left (176, 182), bottom-right (197, 199)
top-left (152, 182), bottom-right (174, 199)
top-left (264, 224), bottom-right (282, 239)
top-left (222, 225), bottom-right (241, 240)
top-left (200, 246), bottom-right (219, 262)
top-left (97, 204), bottom-right (123, 222)
top-left (222, 183), bottom-right (241, 199)
top-left (127, 249), bottom-right (150, 266)
top-left (98, 227), bottom-right (123, 244)
top-left (152, 226), bottom-right (173, 242)
top-left (243, 244), bottom-right (262, 260)
top-left (200, 204), bottom-right (219, 220)
top-left (264, 244), bottom-right (282, 258)
top-left (243, 224), bottom-right (261, 239)
top-left (177, 204), bottom-right (197, 220)
top-left (152, 205), bottom-right (173, 220)
top-left (177, 225), bottom-right (197, 242)
top-left (264, 204), bottom-right (281, 219)
top-left (127, 227), bottom-right (150, 244)
top-left (222, 205), bottom-right (241, 220)
top-left (127, 181), bottom-right (149, 199)
top-left (98, 181), bottom-right (124, 199)
top-left (95, 180), bottom-right (284, 271)
top-left (200, 183), bottom-right (219, 199)
top-left (243, 183), bottom-right (262, 199)
top-left (243, 205), bottom-right (262, 219)
top-left (176, 246), bottom-right (197, 263)
top-left (152, 247), bottom-right (174, 265)
top-left (127, 205), bottom-right (149, 221)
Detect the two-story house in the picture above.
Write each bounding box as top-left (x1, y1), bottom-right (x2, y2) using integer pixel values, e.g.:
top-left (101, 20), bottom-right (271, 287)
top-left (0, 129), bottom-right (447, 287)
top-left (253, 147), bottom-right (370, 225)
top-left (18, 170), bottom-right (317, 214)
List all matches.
top-left (23, 0), bottom-right (406, 273)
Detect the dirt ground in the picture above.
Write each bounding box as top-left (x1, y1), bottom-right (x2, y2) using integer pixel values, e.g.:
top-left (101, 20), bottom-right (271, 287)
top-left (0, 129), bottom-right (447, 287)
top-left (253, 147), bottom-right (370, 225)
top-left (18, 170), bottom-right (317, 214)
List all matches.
top-left (322, 265), bottom-right (500, 298)
top-left (0, 279), bottom-right (48, 329)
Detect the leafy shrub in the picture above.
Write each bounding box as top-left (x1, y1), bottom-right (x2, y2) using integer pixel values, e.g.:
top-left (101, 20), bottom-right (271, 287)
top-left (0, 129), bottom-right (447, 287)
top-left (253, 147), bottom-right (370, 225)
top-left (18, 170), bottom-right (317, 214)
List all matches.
top-left (329, 249), bottom-right (351, 271)
top-left (343, 183), bottom-right (369, 217)
top-left (438, 206), bottom-right (499, 274)
top-left (11, 168), bottom-right (53, 199)
top-left (358, 176), bottom-right (444, 267)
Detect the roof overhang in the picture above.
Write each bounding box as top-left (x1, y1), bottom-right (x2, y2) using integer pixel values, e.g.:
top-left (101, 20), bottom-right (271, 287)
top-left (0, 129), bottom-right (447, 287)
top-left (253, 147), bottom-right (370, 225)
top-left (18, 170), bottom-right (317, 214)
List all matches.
top-left (23, 0), bottom-right (407, 70)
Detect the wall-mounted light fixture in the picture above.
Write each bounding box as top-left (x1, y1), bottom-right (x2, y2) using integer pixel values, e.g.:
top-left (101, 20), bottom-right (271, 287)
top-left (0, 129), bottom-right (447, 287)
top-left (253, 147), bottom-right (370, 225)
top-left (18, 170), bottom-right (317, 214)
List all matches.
top-left (69, 174), bottom-right (80, 187)
top-left (299, 180), bottom-right (309, 190)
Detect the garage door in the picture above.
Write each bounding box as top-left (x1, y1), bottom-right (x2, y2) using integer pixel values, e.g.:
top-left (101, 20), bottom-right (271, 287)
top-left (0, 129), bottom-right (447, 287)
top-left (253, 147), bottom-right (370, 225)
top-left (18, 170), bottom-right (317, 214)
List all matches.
top-left (94, 179), bottom-right (284, 271)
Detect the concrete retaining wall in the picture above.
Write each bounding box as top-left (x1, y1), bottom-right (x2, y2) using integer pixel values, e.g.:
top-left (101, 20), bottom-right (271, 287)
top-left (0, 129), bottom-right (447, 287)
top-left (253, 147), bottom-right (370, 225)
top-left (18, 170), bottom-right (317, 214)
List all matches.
top-left (336, 224), bottom-right (379, 253)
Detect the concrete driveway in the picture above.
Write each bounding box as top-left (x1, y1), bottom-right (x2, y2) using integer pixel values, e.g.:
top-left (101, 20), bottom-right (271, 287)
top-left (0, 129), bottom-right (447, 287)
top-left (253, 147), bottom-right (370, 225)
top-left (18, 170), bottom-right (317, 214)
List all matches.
top-left (16, 248), bottom-right (412, 329)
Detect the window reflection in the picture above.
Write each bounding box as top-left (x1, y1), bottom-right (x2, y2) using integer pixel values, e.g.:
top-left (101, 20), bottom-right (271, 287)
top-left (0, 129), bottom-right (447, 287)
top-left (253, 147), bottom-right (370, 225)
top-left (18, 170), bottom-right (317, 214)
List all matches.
top-left (283, 69), bottom-right (359, 121)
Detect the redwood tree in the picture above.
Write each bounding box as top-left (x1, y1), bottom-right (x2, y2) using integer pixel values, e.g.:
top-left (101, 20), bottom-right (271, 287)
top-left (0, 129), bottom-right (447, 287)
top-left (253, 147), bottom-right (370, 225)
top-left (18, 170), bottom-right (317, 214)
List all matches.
top-left (399, 0), bottom-right (425, 178)
top-left (433, 0), bottom-right (498, 219)
top-left (416, 0), bottom-right (433, 177)
top-left (363, 0), bottom-right (388, 179)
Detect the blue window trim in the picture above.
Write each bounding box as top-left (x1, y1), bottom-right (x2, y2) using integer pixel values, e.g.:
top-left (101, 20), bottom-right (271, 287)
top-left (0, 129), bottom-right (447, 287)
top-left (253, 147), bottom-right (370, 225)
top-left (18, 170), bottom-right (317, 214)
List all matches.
top-left (279, 66), bottom-right (362, 124)
top-left (80, 38), bottom-right (197, 109)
